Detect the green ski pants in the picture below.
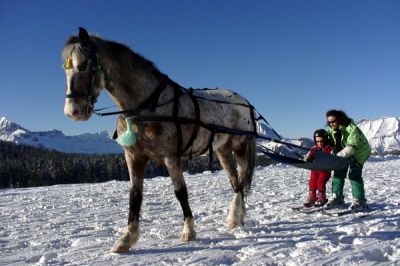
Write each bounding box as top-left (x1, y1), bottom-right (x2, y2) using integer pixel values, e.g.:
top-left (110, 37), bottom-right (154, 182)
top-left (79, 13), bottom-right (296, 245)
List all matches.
top-left (331, 161), bottom-right (365, 200)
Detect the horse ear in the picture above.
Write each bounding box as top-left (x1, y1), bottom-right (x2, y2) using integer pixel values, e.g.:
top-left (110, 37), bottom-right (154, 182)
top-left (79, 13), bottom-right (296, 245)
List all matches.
top-left (78, 27), bottom-right (91, 47)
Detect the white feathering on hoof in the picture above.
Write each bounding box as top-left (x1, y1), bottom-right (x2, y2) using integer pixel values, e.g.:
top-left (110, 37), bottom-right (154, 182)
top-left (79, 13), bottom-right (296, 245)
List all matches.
top-left (180, 217), bottom-right (196, 242)
top-left (227, 192), bottom-right (246, 229)
top-left (110, 228), bottom-right (139, 253)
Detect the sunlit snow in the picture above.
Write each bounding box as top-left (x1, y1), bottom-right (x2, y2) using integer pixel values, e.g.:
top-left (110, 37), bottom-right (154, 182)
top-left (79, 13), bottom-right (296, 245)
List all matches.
top-left (1, 157), bottom-right (399, 265)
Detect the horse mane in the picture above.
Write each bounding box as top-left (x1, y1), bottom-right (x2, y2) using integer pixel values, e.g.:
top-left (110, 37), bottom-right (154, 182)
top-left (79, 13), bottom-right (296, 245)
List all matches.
top-left (62, 34), bottom-right (162, 77)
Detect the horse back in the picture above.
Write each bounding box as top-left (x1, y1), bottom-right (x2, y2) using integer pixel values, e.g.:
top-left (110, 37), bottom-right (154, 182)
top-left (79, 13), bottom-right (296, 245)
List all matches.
top-left (194, 88), bottom-right (255, 131)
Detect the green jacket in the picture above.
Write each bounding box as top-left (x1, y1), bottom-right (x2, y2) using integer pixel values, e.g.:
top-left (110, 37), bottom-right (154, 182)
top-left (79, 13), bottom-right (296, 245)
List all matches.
top-left (328, 121), bottom-right (372, 165)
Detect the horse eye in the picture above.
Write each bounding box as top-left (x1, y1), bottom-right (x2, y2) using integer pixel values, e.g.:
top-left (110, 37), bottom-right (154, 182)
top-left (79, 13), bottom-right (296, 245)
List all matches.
top-left (78, 63), bottom-right (88, 72)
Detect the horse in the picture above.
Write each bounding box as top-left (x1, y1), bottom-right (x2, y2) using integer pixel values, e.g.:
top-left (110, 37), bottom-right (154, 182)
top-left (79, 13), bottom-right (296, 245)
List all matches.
top-left (62, 27), bottom-right (256, 253)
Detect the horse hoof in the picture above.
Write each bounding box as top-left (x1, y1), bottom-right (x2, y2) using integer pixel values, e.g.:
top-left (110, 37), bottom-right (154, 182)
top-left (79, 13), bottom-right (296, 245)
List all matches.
top-left (111, 244), bottom-right (130, 253)
top-left (180, 231), bottom-right (196, 242)
top-left (228, 221), bottom-right (238, 229)
top-left (228, 220), bottom-right (243, 229)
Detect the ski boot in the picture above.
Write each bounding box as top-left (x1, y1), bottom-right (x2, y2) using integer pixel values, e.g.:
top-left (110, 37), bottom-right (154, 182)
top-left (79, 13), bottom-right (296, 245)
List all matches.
top-left (350, 198), bottom-right (368, 211)
top-left (303, 191), bottom-right (317, 208)
top-left (314, 192), bottom-right (328, 207)
top-left (326, 194), bottom-right (345, 209)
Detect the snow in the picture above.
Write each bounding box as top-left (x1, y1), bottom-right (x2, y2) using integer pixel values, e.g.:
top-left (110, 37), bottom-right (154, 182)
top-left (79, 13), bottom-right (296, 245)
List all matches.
top-left (1, 158), bottom-right (399, 265)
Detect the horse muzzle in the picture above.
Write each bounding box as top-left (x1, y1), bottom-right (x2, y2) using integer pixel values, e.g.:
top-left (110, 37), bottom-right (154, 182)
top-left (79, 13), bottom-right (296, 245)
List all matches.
top-left (64, 98), bottom-right (93, 121)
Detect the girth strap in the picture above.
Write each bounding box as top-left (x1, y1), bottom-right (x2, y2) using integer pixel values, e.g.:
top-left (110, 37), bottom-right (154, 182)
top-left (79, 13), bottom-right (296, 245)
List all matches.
top-left (182, 88), bottom-right (201, 158)
top-left (208, 132), bottom-right (215, 172)
top-left (173, 86), bottom-right (183, 156)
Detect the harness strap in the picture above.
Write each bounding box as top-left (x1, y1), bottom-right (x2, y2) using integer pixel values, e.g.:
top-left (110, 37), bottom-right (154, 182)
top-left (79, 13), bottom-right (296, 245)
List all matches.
top-left (139, 79), bottom-right (168, 113)
top-left (208, 132), bottom-right (215, 172)
top-left (128, 116), bottom-right (260, 138)
top-left (173, 86), bottom-right (183, 156)
top-left (65, 92), bottom-right (88, 99)
top-left (95, 74), bottom-right (174, 117)
top-left (109, 82), bottom-right (311, 164)
top-left (182, 88), bottom-right (201, 159)
top-left (249, 104), bottom-right (257, 133)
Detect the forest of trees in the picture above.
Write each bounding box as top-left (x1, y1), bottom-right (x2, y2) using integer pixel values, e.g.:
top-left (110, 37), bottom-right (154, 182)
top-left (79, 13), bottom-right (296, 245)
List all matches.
top-left (0, 141), bottom-right (272, 189)
top-left (0, 141), bottom-right (159, 188)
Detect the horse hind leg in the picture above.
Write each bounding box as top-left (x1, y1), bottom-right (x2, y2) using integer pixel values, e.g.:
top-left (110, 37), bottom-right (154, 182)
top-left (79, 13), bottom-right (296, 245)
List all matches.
top-left (234, 137), bottom-right (256, 196)
top-left (231, 137), bottom-right (256, 228)
top-left (164, 157), bottom-right (196, 242)
top-left (216, 141), bottom-right (245, 229)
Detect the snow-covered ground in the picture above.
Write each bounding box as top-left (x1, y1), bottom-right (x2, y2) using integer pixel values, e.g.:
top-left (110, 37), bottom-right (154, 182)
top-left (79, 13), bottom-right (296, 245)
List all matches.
top-left (1, 157), bottom-right (399, 265)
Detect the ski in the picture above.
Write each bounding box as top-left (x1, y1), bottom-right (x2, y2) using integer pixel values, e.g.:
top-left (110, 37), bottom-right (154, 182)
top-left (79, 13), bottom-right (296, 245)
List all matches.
top-left (321, 208), bottom-right (378, 217)
top-left (291, 203), bottom-right (350, 214)
top-left (290, 205), bottom-right (310, 211)
top-left (290, 205), bottom-right (322, 212)
top-left (291, 205), bottom-right (330, 214)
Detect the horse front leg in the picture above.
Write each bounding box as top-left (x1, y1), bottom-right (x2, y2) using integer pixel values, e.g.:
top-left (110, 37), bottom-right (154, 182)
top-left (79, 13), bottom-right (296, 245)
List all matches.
top-left (164, 157), bottom-right (196, 242)
top-left (111, 151), bottom-right (147, 253)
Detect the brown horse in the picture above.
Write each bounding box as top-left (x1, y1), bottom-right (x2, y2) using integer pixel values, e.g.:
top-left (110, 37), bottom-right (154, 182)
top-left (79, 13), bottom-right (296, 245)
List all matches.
top-left (62, 27), bottom-right (256, 253)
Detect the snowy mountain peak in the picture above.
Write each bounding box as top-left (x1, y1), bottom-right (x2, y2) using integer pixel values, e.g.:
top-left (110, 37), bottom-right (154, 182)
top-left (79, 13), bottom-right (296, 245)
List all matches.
top-left (0, 116), bottom-right (122, 154)
top-left (0, 117), bottom-right (29, 142)
top-left (256, 121), bottom-right (282, 140)
top-left (357, 117), bottom-right (400, 154)
top-left (0, 116), bottom-right (26, 134)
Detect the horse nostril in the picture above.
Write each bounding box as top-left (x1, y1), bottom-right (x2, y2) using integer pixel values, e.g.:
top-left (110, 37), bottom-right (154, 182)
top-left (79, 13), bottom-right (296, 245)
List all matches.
top-left (72, 109), bottom-right (80, 116)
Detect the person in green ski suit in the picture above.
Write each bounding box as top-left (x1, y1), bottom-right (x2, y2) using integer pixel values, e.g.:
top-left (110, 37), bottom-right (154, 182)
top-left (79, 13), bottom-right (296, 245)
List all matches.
top-left (325, 110), bottom-right (372, 210)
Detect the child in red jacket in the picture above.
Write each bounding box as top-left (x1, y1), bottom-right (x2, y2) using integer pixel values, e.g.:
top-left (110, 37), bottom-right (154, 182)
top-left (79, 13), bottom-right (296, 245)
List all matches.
top-left (304, 129), bottom-right (333, 207)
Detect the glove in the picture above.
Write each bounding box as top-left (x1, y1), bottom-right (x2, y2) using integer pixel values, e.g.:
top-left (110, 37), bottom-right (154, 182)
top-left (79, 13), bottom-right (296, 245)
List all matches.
top-left (336, 146), bottom-right (355, 158)
top-left (303, 151), bottom-right (313, 162)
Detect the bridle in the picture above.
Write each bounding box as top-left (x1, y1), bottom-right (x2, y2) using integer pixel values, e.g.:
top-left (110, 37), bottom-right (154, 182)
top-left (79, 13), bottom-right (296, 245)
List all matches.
top-left (64, 44), bottom-right (102, 115)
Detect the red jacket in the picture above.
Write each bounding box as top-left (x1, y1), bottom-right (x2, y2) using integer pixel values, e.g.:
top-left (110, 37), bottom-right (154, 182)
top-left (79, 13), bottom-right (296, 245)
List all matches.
top-left (307, 145), bottom-right (333, 162)
top-left (306, 144), bottom-right (333, 193)
top-left (306, 144), bottom-right (333, 176)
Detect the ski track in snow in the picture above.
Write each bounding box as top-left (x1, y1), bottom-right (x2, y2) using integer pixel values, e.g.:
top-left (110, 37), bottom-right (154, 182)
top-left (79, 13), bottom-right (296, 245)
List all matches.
top-left (1, 158), bottom-right (399, 265)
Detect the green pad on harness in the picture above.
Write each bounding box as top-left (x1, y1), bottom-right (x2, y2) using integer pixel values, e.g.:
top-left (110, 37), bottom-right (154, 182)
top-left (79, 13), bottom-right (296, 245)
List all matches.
top-left (117, 117), bottom-right (136, 146)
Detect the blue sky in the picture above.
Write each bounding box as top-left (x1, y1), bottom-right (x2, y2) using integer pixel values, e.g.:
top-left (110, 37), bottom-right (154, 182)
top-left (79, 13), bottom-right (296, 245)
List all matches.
top-left (0, 0), bottom-right (399, 138)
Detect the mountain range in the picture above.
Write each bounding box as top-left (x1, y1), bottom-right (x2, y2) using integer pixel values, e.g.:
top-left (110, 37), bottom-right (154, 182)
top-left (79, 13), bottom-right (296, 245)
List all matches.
top-left (1, 116), bottom-right (399, 155)
top-left (357, 117), bottom-right (400, 154)
top-left (0, 117), bottom-right (122, 154)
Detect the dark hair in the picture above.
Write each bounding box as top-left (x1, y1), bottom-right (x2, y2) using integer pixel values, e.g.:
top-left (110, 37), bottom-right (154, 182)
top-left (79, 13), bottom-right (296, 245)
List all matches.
top-left (326, 109), bottom-right (351, 126)
top-left (313, 128), bottom-right (328, 142)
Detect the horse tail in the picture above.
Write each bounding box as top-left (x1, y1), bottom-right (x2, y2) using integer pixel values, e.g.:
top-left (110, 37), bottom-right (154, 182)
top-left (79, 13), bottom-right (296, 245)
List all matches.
top-left (243, 137), bottom-right (256, 196)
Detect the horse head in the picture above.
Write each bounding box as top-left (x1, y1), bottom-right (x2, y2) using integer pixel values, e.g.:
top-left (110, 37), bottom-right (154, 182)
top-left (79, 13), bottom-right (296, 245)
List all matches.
top-left (62, 27), bottom-right (104, 121)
